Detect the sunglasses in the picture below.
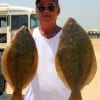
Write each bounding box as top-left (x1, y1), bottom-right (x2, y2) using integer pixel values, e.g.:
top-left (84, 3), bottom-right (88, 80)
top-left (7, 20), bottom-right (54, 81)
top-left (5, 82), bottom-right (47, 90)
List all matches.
top-left (36, 4), bottom-right (56, 12)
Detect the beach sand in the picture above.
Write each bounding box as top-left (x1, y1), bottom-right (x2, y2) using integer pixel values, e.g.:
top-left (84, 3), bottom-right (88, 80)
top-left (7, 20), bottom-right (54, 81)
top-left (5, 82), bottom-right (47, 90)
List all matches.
top-left (82, 39), bottom-right (100, 100)
top-left (6, 39), bottom-right (100, 100)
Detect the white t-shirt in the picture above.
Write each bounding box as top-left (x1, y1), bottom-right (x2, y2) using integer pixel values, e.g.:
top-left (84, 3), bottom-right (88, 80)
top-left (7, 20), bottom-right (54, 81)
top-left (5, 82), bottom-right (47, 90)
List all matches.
top-left (24, 27), bottom-right (70, 100)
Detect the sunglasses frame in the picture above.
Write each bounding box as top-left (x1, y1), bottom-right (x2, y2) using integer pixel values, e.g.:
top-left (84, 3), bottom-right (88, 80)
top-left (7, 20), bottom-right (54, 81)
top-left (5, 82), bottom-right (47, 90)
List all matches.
top-left (36, 4), bottom-right (57, 12)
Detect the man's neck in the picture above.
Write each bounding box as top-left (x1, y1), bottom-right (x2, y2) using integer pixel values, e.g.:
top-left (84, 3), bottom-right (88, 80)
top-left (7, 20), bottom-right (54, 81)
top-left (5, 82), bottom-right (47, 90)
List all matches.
top-left (39, 25), bottom-right (61, 39)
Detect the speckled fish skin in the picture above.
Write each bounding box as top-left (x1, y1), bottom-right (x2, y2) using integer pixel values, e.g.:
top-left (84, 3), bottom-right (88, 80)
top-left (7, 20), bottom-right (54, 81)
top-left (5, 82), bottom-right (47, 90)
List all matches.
top-left (2, 26), bottom-right (38, 100)
top-left (55, 18), bottom-right (97, 100)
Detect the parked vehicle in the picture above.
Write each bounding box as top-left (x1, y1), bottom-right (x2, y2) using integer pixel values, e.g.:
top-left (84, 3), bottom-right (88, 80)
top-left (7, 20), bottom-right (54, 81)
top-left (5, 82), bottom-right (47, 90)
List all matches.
top-left (88, 29), bottom-right (100, 39)
top-left (0, 3), bottom-right (39, 95)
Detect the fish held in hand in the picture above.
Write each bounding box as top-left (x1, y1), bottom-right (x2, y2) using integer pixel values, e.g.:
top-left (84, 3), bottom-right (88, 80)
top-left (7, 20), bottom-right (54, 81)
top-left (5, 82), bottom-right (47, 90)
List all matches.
top-left (1, 26), bottom-right (38, 100)
top-left (55, 18), bottom-right (97, 100)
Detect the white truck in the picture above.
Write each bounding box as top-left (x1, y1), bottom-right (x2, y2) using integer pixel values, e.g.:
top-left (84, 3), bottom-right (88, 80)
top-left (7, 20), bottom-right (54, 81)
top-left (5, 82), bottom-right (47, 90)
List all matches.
top-left (0, 3), bottom-right (39, 95)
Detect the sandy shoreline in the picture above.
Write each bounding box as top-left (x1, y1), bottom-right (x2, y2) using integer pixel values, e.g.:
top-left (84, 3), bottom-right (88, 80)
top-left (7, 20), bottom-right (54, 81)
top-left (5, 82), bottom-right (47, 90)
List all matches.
top-left (82, 39), bottom-right (100, 100)
top-left (6, 39), bottom-right (100, 100)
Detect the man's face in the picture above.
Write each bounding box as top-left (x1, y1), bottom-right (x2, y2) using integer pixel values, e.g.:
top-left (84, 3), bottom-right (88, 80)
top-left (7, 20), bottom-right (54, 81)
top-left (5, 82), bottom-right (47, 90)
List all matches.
top-left (36, 0), bottom-right (60, 26)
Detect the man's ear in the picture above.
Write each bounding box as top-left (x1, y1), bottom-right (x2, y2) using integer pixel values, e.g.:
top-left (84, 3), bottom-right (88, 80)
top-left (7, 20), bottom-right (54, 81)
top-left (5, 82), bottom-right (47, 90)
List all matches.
top-left (57, 6), bottom-right (60, 15)
top-left (36, 8), bottom-right (38, 17)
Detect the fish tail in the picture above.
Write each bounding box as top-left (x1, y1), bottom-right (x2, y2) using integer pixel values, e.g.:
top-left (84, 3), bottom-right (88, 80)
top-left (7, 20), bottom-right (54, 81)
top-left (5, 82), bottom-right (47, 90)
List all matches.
top-left (10, 90), bottom-right (23, 100)
top-left (69, 90), bottom-right (82, 100)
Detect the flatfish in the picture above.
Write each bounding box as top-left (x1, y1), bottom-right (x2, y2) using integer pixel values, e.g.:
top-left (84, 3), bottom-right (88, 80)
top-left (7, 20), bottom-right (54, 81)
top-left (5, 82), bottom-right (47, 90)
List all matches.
top-left (55, 18), bottom-right (97, 100)
top-left (1, 26), bottom-right (38, 100)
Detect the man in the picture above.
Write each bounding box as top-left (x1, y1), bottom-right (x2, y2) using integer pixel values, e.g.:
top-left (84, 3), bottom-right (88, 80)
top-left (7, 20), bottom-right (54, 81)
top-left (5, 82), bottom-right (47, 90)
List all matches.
top-left (24, 0), bottom-right (70, 100)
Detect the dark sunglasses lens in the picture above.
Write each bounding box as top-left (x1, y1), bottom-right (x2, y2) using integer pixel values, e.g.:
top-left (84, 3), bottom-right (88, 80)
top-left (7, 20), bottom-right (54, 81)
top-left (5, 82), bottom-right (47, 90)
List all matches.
top-left (48, 5), bottom-right (55, 11)
top-left (37, 5), bottom-right (45, 12)
top-left (37, 5), bottom-right (56, 12)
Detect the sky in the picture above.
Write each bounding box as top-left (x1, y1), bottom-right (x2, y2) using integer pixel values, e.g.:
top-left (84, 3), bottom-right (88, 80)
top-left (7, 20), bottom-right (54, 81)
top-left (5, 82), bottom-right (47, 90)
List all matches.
top-left (0, 0), bottom-right (100, 32)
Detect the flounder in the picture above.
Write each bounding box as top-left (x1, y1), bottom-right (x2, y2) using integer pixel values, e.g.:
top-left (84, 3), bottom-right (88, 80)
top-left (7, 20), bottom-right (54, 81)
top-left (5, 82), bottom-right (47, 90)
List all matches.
top-left (55, 18), bottom-right (97, 100)
top-left (2, 26), bottom-right (38, 100)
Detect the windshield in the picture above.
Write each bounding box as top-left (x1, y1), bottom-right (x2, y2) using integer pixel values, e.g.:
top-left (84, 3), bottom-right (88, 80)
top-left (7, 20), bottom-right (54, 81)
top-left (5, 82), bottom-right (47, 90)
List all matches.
top-left (0, 16), bottom-right (7, 43)
top-left (30, 14), bottom-right (39, 29)
top-left (11, 15), bottom-right (28, 30)
top-left (0, 17), bottom-right (7, 27)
